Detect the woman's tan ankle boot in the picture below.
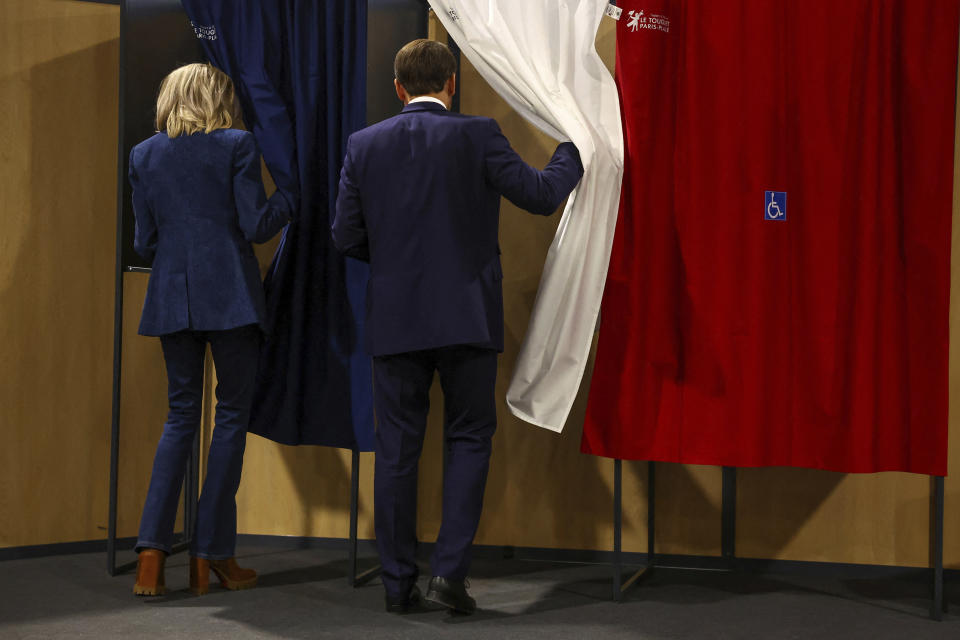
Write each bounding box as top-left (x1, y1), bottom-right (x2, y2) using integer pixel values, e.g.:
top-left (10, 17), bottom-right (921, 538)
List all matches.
top-left (133, 549), bottom-right (166, 596)
top-left (190, 557), bottom-right (257, 595)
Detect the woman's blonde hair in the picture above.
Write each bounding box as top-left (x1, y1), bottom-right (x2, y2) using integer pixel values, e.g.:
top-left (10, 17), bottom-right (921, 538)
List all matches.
top-left (156, 63), bottom-right (238, 138)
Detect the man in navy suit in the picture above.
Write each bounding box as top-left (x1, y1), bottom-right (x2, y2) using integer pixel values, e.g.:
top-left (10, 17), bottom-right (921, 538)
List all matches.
top-left (332, 39), bottom-right (583, 614)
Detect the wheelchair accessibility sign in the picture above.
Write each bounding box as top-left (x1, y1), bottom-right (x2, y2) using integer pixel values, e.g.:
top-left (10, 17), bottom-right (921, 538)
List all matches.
top-left (765, 191), bottom-right (787, 221)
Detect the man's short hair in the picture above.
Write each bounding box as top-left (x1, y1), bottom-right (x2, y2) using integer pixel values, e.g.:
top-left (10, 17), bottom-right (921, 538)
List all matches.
top-left (394, 39), bottom-right (457, 96)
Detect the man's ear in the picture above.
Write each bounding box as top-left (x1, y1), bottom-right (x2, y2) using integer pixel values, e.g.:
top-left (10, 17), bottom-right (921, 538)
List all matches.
top-left (395, 78), bottom-right (408, 103)
top-left (447, 74), bottom-right (457, 97)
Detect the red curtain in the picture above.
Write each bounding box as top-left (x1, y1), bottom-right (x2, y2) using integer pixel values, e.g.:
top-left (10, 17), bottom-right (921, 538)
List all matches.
top-left (583, 0), bottom-right (958, 474)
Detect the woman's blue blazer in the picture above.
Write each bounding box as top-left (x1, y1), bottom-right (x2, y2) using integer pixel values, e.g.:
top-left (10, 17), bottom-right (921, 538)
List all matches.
top-left (129, 129), bottom-right (291, 336)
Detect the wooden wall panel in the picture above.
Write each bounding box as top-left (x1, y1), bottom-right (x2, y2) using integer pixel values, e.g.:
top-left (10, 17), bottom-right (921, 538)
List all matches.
top-left (947, 51), bottom-right (960, 568)
top-left (236, 442), bottom-right (374, 541)
top-left (0, 0), bottom-right (120, 547)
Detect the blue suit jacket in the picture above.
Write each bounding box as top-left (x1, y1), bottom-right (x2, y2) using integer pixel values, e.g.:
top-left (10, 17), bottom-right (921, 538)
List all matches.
top-left (130, 129), bottom-right (291, 336)
top-left (332, 102), bottom-right (583, 356)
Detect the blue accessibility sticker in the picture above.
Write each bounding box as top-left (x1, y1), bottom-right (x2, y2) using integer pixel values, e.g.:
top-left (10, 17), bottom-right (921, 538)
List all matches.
top-left (765, 191), bottom-right (787, 221)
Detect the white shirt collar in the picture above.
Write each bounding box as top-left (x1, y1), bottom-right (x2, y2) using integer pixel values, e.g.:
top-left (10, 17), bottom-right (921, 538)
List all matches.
top-left (408, 96), bottom-right (448, 110)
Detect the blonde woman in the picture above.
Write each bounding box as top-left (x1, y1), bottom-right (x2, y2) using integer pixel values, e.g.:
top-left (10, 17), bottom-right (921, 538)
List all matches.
top-left (129, 63), bottom-right (292, 596)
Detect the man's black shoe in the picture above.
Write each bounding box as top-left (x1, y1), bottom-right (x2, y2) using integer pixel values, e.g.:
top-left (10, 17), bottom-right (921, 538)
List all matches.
top-left (385, 584), bottom-right (422, 614)
top-left (424, 576), bottom-right (476, 614)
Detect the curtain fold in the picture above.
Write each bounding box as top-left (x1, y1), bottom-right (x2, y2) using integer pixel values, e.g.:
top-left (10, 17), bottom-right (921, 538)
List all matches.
top-left (429, 0), bottom-right (625, 432)
top-left (180, 0), bottom-right (374, 451)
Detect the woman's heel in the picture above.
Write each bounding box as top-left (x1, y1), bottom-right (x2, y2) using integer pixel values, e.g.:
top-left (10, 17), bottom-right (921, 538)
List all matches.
top-left (209, 558), bottom-right (258, 591)
top-left (189, 557), bottom-right (211, 595)
top-left (133, 549), bottom-right (167, 596)
top-left (190, 557), bottom-right (256, 594)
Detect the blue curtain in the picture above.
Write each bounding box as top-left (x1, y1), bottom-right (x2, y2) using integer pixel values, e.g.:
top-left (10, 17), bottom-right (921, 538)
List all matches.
top-left (180, 0), bottom-right (374, 451)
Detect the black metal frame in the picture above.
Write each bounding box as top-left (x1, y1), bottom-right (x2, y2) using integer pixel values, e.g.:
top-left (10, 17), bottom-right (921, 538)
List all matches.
top-left (931, 475), bottom-right (947, 620)
top-left (348, 449), bottom-right (381, 587)
top-left (105, 0), bottom-right (128, 575)
top-left (611, 461), bottom-right (947, 620)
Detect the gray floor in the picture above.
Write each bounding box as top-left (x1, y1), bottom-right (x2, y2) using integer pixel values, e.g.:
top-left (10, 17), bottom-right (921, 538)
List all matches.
top-left (1, 545), bottom-right (958, 639)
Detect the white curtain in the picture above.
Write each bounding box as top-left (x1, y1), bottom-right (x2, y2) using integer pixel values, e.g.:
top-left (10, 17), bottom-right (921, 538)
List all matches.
top-left (429, 0), bottom-right (624, 432)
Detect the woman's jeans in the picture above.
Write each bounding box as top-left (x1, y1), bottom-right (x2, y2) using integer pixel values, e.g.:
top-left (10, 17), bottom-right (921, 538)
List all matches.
top-left (135, 325), bottom-right (260, 559)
